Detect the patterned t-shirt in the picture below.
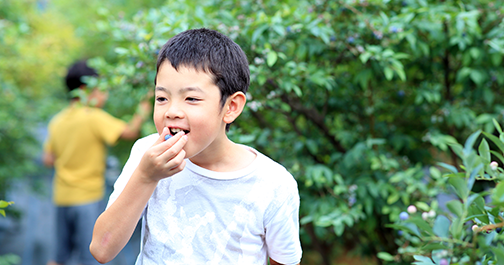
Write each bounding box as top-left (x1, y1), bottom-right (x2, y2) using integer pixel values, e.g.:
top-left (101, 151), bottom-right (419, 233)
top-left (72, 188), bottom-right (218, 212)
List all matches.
top-left (107, 134), bottom-right (302, 265)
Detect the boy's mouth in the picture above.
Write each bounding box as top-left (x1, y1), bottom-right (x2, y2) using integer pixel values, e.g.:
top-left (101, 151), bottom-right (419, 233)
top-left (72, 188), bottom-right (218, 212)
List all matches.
top-left (169, 127), bottom-right (190, 135)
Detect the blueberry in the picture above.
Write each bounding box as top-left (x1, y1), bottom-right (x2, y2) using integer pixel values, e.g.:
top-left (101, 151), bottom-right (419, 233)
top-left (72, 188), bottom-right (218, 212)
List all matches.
top-left (164, 134), bottom-right (172, 141)
top-left (399, 212), bottom-right (409, 220)
top-left (330, 36), bottom-right (336, 42)
top-left (347, 37), bottom-right (355, 43)
top-left (397, 90), bottom-right (405, 97)
top-left (497, 227), bottom-right (502, 233)
top-left (348, 196), bottom-right (356, 206)
top-left (286, 26), bottom-right (292, 33)
top-left (398, 230), bottom-right (403, 236)
top-left (390, 26), bottom-right (398, 33)
top-left (373, 31), bottom-right (383, 40)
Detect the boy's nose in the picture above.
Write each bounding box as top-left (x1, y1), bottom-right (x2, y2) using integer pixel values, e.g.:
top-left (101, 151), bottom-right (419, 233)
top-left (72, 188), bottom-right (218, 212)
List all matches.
top-left (165, 103), bottom-right (184, 119)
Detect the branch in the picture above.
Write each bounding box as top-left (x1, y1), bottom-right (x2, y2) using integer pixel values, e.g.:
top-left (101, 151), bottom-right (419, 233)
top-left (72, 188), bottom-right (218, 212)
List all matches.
top-left (282, 110), bottom-right (326, 164)
top-left (280, 93), bottom-right (346, 153)
top-left (443, 21), bottom-right (452, 101)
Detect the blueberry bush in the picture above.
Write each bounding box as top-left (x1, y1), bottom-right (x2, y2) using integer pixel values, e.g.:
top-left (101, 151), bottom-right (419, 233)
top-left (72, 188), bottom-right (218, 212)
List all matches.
top-left (0, 200), bottom-right (19, 265)
top-left (385, 123), bottom-right (504, 264)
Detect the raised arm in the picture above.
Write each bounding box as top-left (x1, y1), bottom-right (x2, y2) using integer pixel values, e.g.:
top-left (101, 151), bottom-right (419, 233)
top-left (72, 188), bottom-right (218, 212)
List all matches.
top-left (42, 151), bottom-right (55, 167)
top-left (90, 129), bottom-right (187, 263)
top-left (120, 98), bottom-right (152, 140)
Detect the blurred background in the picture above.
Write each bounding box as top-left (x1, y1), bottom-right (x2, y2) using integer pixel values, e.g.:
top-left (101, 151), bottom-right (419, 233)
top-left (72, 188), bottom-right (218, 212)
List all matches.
top-left (2, 0), bottom-right (504, 264)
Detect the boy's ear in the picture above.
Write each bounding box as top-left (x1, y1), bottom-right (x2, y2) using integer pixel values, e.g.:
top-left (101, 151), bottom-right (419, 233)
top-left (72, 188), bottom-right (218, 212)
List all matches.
top-left (223, 92), bottom-right (246, 124)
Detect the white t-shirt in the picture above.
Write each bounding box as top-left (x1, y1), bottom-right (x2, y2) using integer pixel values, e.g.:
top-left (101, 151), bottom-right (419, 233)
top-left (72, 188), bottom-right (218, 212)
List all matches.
top-left (107, 134), bottom-right (302, 265)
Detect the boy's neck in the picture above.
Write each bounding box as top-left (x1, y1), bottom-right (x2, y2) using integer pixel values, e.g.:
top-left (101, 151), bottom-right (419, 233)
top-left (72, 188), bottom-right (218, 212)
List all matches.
top-left (189, 138), bottom-right (256, 172)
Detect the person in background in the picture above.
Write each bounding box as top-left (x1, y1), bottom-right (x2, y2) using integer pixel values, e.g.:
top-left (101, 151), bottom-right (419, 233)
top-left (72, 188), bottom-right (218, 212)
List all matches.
top-left (43, 60), bottom-right (151, 265)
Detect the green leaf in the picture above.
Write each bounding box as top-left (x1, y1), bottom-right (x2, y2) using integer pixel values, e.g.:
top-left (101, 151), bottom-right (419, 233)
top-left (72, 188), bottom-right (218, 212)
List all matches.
top-left (432, 215), bottom-right (450, 237)
top-left (266, 51), bottom-right (278, 67)
top-left (377, 252), bottom-right (394, 261)
top-left (413, 255), bottom-right (435, 265)
top-left (449, 175), bottom-right (469, 200)
top-left (463, 130), bottom-right (481, 156)
top-left (446, 200), bottom-right (464, 218)
top-left (406, 216), bottom-right (434, 236)
top-left (491, 53), bottom-right (503, 67)
top-left (492, 181), bottom-right (504, 205)
top-left (494, 118), bottom-right (503, 134)
top-left (415, 201), bottom-right (431, 211)
top-left (0, 200), bottom-right (9, 208)
top-left (470, 70), bottom-right (485, 86)
top-left (492, 244), bottom-right (504, 262)
top-left (420, 243), bottom-right (447, 251)
top-left (479, 138), bottom-right (490, 162)
top-left (483, 132), bottom-right (504, 154)
top-left (491, 150), bottom-right (504, 164)
top-left (396, 68), bottom-right (406, 81)
top-left (384, 67), bottom-right (393, 80)
top-left (114, 47), bottom-right (129, 55)
top-left (387, 192), bottom-right (400, 204)
top-left (450, 217), bottom-right (463, 240)
top-left (437, 162), bottom-right (458, 173)
top-left (429, 167), bottom-right (442, 179)
top-left (388, 223), bottom-right (421, 237)
top-left (360, 52), bottom-right (372, 63)
top-left (252, 24), bottom-right (269, 43)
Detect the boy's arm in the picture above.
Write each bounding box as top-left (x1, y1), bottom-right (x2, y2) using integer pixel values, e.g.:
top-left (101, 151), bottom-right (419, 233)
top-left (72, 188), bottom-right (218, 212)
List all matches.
top-left (90, 129), bottom-right (187, 263)
top-left (42, 151), bottom-right (55, 167)
top-left (265, 172), bottom-right (302, 265)
top-left (269, 258), bottom-right (299, 265)
top-left (120, 99), bottom-right (152, 140)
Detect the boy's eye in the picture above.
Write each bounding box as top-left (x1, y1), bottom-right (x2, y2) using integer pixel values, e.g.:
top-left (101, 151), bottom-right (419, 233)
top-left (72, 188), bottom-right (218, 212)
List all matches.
top-left (186, 97), bottom-right (200, 102)
top-left (156, 97), bottom-right (167, 102)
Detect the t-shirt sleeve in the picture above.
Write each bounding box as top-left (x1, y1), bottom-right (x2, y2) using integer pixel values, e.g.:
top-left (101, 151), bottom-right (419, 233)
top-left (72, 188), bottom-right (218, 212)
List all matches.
top-left (91, 108), bottom-right (127, 145)
top-left (264, 173), bottom-right (302, 265)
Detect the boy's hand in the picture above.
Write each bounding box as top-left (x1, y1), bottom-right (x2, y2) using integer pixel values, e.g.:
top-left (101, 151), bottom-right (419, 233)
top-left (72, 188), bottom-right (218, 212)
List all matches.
top-left (137, 127), bottom-right (187, 183)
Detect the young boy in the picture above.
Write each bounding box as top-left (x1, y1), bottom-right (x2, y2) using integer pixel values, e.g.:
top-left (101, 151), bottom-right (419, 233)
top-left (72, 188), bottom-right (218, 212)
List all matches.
top-left (43, 60), bottom-right (151, 265)
top-left (90, 28), bottom-right (302, 265)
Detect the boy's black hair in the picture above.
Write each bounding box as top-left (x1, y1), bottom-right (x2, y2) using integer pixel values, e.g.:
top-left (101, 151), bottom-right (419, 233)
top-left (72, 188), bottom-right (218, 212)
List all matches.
top-left (65, 60), bottom-right (98, 93)
top-left (155, 28), bottom-right (250, 109)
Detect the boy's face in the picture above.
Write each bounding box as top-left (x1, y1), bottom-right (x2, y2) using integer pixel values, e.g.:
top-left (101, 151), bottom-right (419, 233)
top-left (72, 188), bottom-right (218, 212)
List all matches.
top-left (154, 61), bottom-right (227, 159)
top-left (88, 88), bottom-right (108, 108)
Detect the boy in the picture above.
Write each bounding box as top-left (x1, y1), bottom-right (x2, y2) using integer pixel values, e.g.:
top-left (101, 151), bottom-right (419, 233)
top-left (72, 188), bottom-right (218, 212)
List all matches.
top-left (90, 28), bottom-right (302, 265)
top-left (43, 60), bottom-right (151, 265)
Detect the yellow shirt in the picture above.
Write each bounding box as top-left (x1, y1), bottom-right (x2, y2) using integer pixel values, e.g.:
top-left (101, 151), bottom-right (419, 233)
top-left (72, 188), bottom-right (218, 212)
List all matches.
top-left (44, 105), bottom-right (126, 206)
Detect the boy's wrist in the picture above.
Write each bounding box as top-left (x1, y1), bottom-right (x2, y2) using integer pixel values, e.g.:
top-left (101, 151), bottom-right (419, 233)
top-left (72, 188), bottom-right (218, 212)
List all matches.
top-left (133, 168), bottom-right (160, 186)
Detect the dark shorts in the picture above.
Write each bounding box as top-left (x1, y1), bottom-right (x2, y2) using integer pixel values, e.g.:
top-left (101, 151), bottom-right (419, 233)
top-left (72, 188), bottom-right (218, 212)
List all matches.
top-left (54, 201), bottom-right (101, 265)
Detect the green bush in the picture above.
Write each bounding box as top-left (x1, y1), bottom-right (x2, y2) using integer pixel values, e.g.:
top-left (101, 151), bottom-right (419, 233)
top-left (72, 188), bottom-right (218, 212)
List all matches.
top-left (384, 121), bottom-right (504, 264)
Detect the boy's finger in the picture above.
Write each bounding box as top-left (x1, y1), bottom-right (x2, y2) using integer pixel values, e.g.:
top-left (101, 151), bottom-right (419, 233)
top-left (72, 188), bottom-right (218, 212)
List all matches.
top-left (152, 127), bottom-right (170, 146)
top-left (161, 133), bottom-right (188, 161)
